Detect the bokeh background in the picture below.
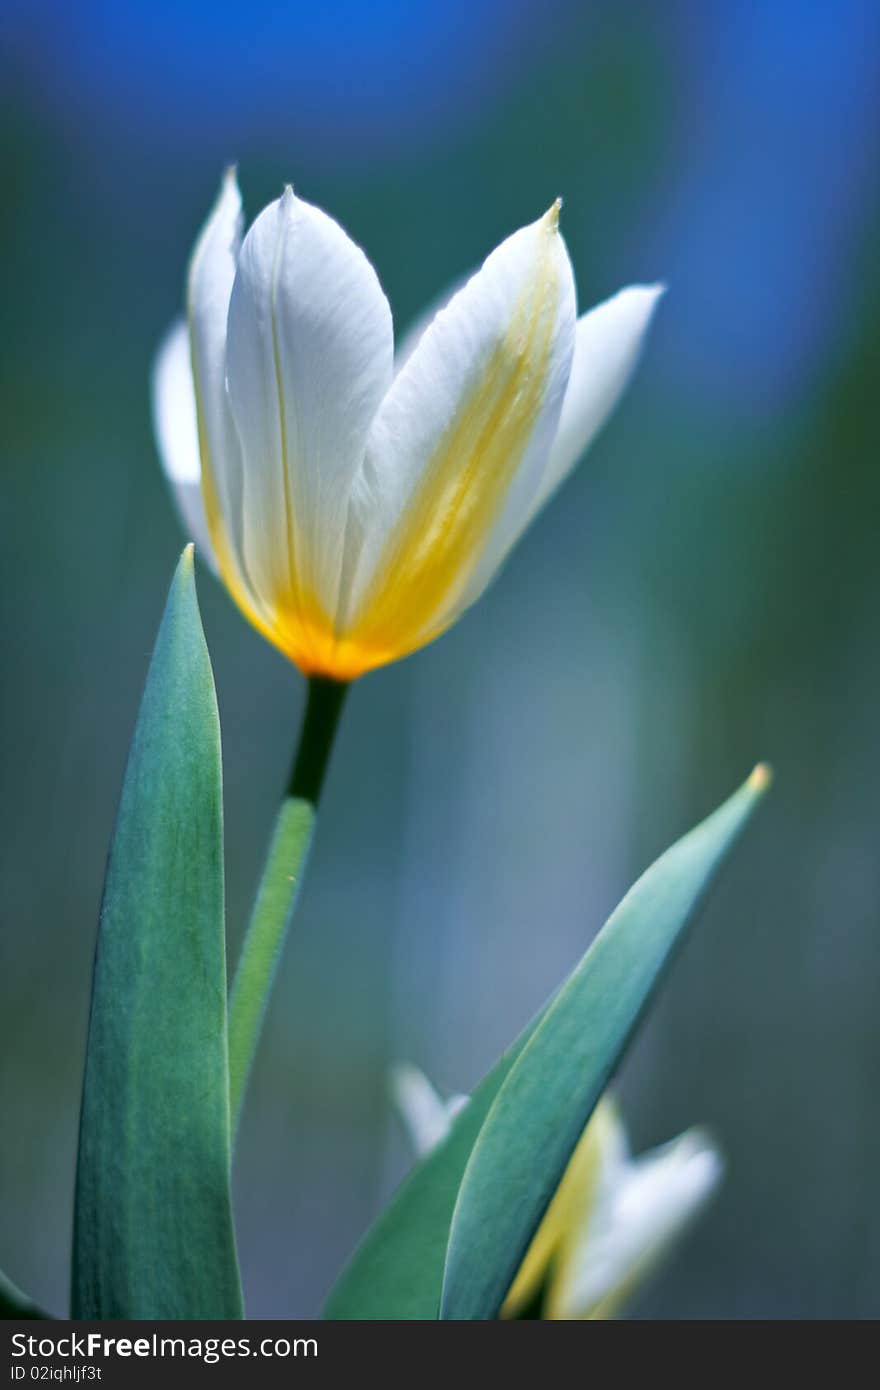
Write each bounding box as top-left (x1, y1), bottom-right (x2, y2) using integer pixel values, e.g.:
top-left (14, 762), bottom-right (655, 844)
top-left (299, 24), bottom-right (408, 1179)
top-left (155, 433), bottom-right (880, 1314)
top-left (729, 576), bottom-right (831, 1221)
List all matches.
top-left (2, 0), bottom-right (879, 1319)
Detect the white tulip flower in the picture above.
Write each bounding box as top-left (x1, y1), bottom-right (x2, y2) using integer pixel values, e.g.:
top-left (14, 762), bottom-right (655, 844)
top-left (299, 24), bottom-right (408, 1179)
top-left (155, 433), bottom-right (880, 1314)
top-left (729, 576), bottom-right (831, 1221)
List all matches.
top-left (392, 1065), bottom-right (723, 1320)
top-left (153, 170), bottom-right (662, 681)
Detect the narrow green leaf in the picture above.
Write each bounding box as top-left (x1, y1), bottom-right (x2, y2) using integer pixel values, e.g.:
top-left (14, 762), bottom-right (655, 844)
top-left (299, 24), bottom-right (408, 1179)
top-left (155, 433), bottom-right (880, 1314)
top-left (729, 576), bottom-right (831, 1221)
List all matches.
top-left (440, 766), bottom-right (771, 1319)
top-left (1, 1269), bottom-right (48, 1319)
top-left (71, 547), bottom-right (242, 1320)
top-left (324, 766), bottom-right (768, 1320)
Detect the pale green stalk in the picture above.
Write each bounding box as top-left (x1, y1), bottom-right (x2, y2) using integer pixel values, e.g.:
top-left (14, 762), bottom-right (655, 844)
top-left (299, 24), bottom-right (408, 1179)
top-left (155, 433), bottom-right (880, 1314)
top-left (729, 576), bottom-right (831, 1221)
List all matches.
top-left (228, 676), bottom-right (349, 1134)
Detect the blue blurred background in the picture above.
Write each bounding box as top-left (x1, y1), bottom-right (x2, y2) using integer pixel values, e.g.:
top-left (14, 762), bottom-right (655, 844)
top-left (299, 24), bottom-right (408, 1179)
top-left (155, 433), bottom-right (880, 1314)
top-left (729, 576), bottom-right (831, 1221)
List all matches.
top-left (2, 0), bottom-right (879, 1318)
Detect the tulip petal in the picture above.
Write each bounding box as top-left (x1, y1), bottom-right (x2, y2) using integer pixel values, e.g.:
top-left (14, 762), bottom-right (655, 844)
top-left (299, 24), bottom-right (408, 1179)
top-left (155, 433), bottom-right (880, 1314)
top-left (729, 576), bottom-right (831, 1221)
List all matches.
top-left (532, 284), bottom-right (664, 516)
top-left (391, 1064), bottom-right (468, 1159)
top-left (547, 1121), bottom-right (723, 1320)
top-left (340, 204), bottom-right (576, 667)
top-left (224, 187), bottom-right (393, 665)
top-left (188, 171), bottom-right (277, 643)
top-left (188, 169), bottom-right (244, 552)
top-left (151, 320), bottom-right (216, 568)
top-left (152, 320), bottom-right (201, 486)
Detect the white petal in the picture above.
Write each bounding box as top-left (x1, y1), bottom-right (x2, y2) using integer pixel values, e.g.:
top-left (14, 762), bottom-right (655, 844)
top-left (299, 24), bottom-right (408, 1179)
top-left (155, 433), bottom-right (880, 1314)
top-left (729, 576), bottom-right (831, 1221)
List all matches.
top-left (224, 186), bottom-right (393, 622)
top-left (390, 1064), bottom-right (468, 1159)
top-left (533, 284), bottom-right (664, 514)
top-left (187, 168), bottom-right (244, 534)
top-left (150, 320), bottom-right (216, 567)
top-left (186, 168), bottom-right (278, 637)
top-left (152, 320), bottom-right (201, 485)
top-left (340, 204), bottom-right (576, 655)
top-left (548, 1123), bottom-right (723, 1319)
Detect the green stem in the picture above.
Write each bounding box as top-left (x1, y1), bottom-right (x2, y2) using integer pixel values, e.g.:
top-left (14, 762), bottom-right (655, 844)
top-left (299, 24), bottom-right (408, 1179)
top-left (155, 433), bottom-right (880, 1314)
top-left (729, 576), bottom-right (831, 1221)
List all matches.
top-left (227, 676), bottom-right (349, 1135)
top-left (286, 675), bottom-right (350, 802)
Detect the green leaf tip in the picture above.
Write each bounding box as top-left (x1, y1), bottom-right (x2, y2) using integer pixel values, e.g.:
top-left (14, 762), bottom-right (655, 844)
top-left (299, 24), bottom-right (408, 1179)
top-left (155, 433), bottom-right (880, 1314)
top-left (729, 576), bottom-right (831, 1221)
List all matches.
top-left (437, 767), bottom-right (769, 1319)
top-left (323, 767), bottom-right (767, 1317)
top-left (71, 554), bottom-right (241, 1320)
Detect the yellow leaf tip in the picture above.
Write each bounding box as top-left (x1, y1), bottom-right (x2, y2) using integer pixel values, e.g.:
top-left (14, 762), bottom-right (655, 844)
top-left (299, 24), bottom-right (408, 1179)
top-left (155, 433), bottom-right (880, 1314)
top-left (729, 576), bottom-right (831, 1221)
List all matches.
top-left (748, 762), bottom-right (773, 793)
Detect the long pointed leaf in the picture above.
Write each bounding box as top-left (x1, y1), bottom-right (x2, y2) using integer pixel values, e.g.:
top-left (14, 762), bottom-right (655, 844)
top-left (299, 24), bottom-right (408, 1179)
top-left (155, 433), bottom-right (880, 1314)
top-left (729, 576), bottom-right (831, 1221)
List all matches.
top-left (71, 547), bottom-right (242, 1319)
top-left (325, 766), bottom-right (768, 1320)
top-left (440, 766), bottom-right (770, 1319)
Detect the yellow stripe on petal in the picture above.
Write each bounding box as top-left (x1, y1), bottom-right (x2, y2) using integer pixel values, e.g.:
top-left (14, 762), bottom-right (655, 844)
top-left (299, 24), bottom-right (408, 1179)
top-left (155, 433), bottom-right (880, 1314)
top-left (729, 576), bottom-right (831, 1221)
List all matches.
top-left (263, 591), bottom-right (361, 678)
top-left (338, 205), bottom-right (567, 674)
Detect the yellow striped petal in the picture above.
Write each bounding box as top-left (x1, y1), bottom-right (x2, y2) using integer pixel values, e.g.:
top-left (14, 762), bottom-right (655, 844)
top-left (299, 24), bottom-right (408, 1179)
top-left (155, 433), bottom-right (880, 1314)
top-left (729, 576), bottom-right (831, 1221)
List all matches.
top-left (332, 203), bottom-right (576, 677)
top-left (545, 1120), bottom-right (723, 1319)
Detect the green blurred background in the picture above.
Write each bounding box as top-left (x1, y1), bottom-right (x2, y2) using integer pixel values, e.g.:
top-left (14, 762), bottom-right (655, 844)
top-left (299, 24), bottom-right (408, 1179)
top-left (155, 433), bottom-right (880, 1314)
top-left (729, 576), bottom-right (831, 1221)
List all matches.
top-left (2, 0), bottom-right (879, 1318)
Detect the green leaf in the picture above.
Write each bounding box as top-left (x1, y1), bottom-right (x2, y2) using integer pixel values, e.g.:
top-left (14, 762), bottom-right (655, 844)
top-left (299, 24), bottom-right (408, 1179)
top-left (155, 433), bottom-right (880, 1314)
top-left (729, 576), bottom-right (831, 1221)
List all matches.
top-left (323, 1013), bottom-right (547, 1319)
top-left (440, 766), bottom-right (771, 1319)
top-left (71, 547), bottom-right (242, 1320)
top-left (324, 766), bottom-right (768, 1320)
top-left (0, 1269), bottom-right (48, 1319)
